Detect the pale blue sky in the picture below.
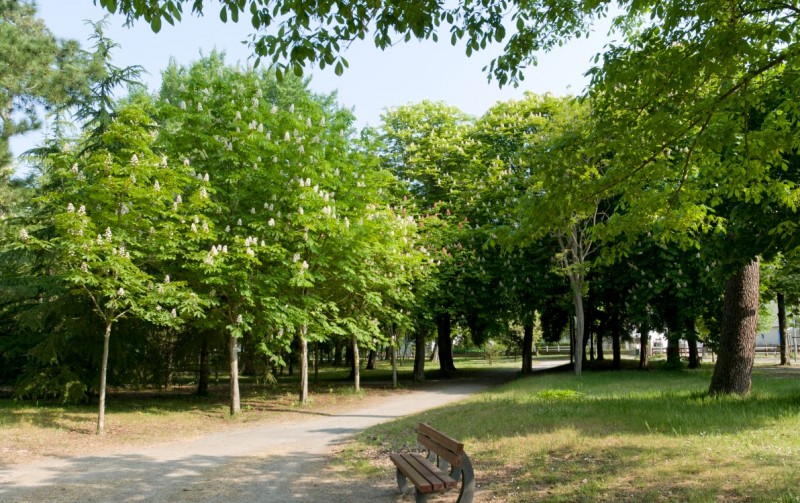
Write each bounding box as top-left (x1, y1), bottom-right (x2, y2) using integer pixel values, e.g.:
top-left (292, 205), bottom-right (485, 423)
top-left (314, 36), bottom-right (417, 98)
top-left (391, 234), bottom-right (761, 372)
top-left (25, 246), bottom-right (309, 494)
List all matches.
top-left (11, 1), bottom-right (617, 170)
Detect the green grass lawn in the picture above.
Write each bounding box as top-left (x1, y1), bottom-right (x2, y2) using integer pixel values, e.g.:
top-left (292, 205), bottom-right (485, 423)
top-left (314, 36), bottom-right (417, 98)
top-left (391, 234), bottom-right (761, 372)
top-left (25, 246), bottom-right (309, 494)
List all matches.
top-left (346, 364), bottom-right (800, 502)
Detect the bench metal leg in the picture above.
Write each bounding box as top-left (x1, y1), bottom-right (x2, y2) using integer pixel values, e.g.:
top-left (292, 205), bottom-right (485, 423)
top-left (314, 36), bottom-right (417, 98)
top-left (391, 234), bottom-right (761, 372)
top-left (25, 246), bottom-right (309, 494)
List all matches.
top-left (396, 468), bottom-right (411, 495)
top-left (455, 454), bottom-right (475, 503)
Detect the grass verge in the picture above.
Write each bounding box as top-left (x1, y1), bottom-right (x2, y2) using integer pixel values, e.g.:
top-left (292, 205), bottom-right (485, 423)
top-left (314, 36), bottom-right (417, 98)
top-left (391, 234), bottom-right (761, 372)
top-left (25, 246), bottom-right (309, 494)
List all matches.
top-left (343, 364), bottom-right (800, 502)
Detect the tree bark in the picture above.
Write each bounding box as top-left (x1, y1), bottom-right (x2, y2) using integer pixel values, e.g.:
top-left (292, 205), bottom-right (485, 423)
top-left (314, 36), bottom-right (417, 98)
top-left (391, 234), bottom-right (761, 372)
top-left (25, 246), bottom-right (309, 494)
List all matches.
top-left (436, 312), bottom-right (457, 375)
top-left (666, 332), bottom-right (681, 368)
top-left (687, 317), bottom-right (700, 369)
top-left (299, 326), bottom-right (308, 404)
top-left (229, 333), bottom-right (241, 415)
top-left (352, 335), bottom-right (360, 392)
top-left (521, 323), bottom-right (533, 375)
top-left (611, 310), bottom-right (621, 370)
top-left (709, 258), bottom-right (760, 396)
top-left (571, 280), bottom-right (585, 376)
top-left (639, 322), bottom-right (650, 370)
top-left (198, 334), bottom-right (210, 396)
top-left (391, 327), bottom-right (398, 389)
top-left (413, 330), bottom-right (426, 383)
top-left (97, 319), bottom-right (113, 435)
top-left (778, 292), bottom-right (790, 366)
top-left (333, 340), bottom-right (343, 366)
top-left (429, 341), bottom-right (439, 362)
top-left (366, 347), bottom-right (376, 370)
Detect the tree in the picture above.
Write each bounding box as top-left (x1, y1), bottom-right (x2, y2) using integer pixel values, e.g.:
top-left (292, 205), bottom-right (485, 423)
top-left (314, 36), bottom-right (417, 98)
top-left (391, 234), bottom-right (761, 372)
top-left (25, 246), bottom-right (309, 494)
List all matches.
top-left (0, 0), bottom-right (91, 167)
top-left (21, 105), bottom-right (206, 433)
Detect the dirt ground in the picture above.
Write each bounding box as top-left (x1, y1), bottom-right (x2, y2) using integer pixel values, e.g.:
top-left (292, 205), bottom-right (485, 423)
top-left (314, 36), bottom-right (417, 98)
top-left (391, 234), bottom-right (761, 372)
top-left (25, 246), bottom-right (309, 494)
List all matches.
top-left (0, 366), bottom-right (540, 503)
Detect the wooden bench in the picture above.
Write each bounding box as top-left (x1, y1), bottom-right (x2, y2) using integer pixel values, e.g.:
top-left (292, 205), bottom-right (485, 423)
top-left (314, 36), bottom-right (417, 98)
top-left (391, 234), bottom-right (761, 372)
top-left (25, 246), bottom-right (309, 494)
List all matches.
top-left (389, 423), bottom-right (475, 503)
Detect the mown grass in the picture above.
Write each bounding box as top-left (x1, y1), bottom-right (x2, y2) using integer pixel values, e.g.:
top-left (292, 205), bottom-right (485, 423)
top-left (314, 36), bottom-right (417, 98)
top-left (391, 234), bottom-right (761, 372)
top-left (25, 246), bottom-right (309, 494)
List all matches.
top-left (347, 365), bottom-right (800, 502)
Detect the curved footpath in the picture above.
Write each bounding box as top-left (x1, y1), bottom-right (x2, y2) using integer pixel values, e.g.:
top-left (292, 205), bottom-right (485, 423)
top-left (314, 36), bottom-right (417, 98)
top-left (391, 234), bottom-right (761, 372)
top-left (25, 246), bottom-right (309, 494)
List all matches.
top-left (1, 360), bottom-right (565, 503)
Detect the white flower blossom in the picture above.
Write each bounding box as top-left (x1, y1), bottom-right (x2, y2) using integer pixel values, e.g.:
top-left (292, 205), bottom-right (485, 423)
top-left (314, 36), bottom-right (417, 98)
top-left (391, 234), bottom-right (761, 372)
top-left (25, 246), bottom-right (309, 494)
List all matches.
top-left (202, 221), bottom-right (209, 232)
top-left (301, 260), bottom-right (309, 270)
top-left (71, 163), bottom-right (79, 174)
top-left (298, 145), bottom-right (305, 154)
top-left (19, 228), bottom-right (30, 241)
top-left (183, 158), bottom-right (191, 167)
top-left (117, 288), bottom-right (125, 297)
top-left (105, 227), bottom-right (113, 240)
top-left (250, 207), bottom-right (256, 214)
top-left (236, 314), bottom-right (243, 324)
top-left (197, 102), bottom-right (203, 111)
top-left (191, 223), bottom-right (198, 233)
top-left (235, 111), bottom-right (242, 120)
top-left (298, 206), bottom-right (304, 215)
top-left (171, 308), bottom-right (178, 318)
top-left (130, 174), bottom-right (137, 184)
top-left (67, 203), bottom-right (75, 213)
top-left (162, 155), bottom-right (169, 167)
top-left (237, 218), bottom-right (242, 226)
top-left (80, 262), bottom-right (88, 273)
top-left (175, 195), bottom-right (183, 204)
top-left (268, 218), bottom-right (275, 227)
top-left (154, 180), bottom-right (161, 192)
top-left (271, 104), bottom-right (278, 114)
top-left (199, 187), bottom-right (208, 199)
top-left (179, 100), bottom-right (187, 110)
top-left (222, 245), bottom-right (228, 253)
top-left (225, 225), bottom-right (231, 232)
top-left (156, 305), bottom-right (162, 311)
top-left (284, 131), bottom-right (290, 142)
top-left (306, 117), bottom-right (312, 128)
top-left (246, 248), bottom-right (254, 257)
top-left (290, 103), bottom-right (295, 113)
top-left (164, 275), bottom-right (170, 284)
top-left (293, 253), bottom-right (300, 263)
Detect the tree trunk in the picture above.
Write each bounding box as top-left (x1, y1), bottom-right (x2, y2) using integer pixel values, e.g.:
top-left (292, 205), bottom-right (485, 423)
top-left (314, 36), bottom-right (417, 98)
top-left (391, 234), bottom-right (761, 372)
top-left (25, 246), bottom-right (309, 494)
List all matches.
top-left (97, 319), bottom-right (113, 435)
top-left (611, 311), bottom-right (621, 370)
top-left (687, 317), bottom-right (700, 369)
top-left (596, 329), bottom-right (604, 360)
top-left (352, 335), bottom-right (360, 392)
top-left (413, 330), bottom-right (426, 383)
top-left (299, 326), bottom-right (308, 404)
top-left (333, 340), bottom-right (343, 366)
top-left (569, 314), bottom-right (575, 366)
top-left (639, 322), bottom-right (650, 370)
top-left (198, 334), bottom-right (210, 396)
top-left (709, 258), bottom-right (760, 396)
top-left (571, 279), bottom-right (585, 376)
top-left (437, 312), bottom-right (456, 376)
top-left (391, 327), bottom-right (398, 389)
top-left (778, 292), bottom-right (790, 366)
top-left (429, 341), bottom-right (439, 363)
top-left (366, 347), bottom-right (376, 370)
top-left (522, 323), bottom-right (533, 375)
top-left (228, 333), bottom-right (241, 415)
top-left (666, 332), bottom-right (681, 368)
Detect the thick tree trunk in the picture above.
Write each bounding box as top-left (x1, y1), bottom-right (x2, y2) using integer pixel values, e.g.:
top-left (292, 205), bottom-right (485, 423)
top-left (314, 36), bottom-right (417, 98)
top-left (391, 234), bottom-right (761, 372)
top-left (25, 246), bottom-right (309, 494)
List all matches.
top-left (229, 333), bottom-right (241, 415)
top-left (299, 326), bottom-right (308, 404)
top-left (666, 333), bottom-right (681, 368)
top-left (97, 320), bottom-right (113, 435)
top-left (778, 292), bottom-right (790, 366)
top-left (436, 312), bottom-right (456, 375)
top-left (366, 347), bottom-right (376, 370)
top-left (639, 322), bottom-right (650, 370)
top-left (521, 323), bottom-right (533, 375)
top-left (198, 335), bottom-right (210, 396)
top-left (413, 331), bottom-right (426, 383)
top-left (709, 258), bottom-right (760, 396)
top-left (352, 335), bottom-right (360, 392)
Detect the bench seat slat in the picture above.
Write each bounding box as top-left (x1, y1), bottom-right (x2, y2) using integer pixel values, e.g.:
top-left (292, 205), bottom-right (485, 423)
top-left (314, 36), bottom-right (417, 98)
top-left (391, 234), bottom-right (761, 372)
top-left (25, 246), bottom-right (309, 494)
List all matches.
top-left (390, 452), bottom-right (457, 494)
top-left (410, 453), bottom-right (458, 489)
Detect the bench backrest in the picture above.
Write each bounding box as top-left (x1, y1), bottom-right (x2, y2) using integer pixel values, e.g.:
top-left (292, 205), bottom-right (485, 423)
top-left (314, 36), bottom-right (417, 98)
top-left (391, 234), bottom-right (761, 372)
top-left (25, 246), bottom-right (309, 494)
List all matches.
top-left (417, 423), bottom-right (464, 468)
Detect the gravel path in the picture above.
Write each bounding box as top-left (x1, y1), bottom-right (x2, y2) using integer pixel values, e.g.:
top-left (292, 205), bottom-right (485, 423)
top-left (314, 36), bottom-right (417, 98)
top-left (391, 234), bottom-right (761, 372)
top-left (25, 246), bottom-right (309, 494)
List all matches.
top-left (0, 361), bottom-right (564, 502)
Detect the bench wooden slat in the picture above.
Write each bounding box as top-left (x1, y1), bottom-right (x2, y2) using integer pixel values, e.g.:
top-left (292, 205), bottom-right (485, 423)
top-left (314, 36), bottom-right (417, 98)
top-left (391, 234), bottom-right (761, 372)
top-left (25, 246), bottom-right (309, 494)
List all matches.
top-left (390, 453), bottom-right (435, 493)
top-left (410, 453), bottom-right (458, 489)
top-left (418, 423), bottom-right (464, 468)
